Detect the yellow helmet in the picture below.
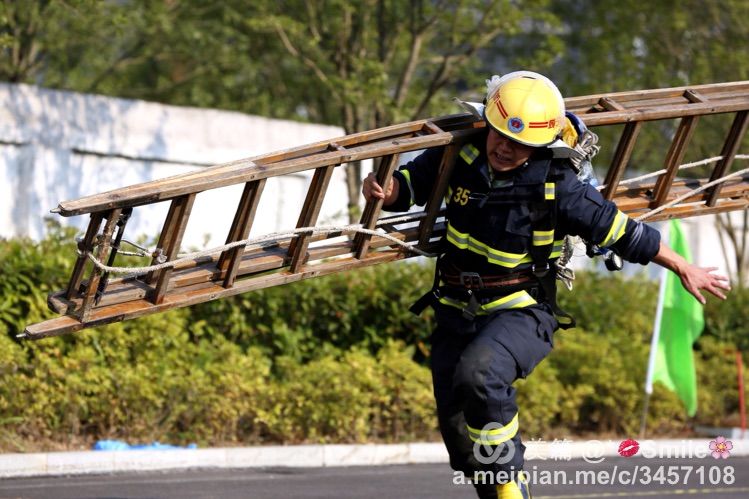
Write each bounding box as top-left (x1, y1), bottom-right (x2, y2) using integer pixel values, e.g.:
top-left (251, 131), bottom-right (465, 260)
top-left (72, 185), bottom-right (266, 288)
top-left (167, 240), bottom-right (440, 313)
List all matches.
top-left (484, 71), bottom-right (565, 147)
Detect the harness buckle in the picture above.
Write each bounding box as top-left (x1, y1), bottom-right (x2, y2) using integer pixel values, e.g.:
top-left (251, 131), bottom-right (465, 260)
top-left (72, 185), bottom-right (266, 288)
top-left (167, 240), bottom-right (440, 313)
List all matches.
top-left (468, 193), bottom-right (489, 208)
top-left (459, 272), bottom-right (484, 290)
top-left (531, 263), bottom-right (549, 277)
top-left (461, 290), bottom-right (480, 321)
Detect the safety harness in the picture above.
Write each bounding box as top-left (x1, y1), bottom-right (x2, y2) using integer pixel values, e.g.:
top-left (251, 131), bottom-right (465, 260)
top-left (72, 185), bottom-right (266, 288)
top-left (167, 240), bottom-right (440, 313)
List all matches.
top-left (410, 158), bottom-right (576, 329)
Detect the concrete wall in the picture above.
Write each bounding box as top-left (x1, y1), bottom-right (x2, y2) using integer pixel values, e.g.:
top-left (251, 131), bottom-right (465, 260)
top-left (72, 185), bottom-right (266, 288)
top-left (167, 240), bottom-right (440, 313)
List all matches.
top-left (0, 83), bottom-right (353, 250)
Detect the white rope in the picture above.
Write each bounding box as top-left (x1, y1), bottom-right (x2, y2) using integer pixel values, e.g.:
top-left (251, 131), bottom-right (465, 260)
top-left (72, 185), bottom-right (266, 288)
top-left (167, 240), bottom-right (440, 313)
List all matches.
top-left (80, 221), bottom-right (437, 276)
top-left (635, 166), bottom-right (749, 222)
top-left (77, 155), bottom-right (749, 276)
top-left (597, 154), bottom-right (749, 191)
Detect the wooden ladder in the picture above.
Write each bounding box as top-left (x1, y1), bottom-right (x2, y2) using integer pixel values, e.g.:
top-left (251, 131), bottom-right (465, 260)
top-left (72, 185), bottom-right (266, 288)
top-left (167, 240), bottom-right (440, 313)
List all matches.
top-left (24, 81), bottom-right (749, 339)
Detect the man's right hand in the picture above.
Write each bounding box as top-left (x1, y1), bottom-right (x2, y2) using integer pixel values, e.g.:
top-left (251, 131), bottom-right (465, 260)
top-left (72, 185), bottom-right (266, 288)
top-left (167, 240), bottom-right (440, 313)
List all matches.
top-left (362, 172), bottom-right (398, 205)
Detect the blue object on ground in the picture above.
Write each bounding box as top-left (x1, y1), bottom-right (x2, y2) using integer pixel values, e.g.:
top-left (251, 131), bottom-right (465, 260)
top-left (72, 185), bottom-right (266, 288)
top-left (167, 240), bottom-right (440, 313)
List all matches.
top-left (94, 440), bottom-right (197, 451)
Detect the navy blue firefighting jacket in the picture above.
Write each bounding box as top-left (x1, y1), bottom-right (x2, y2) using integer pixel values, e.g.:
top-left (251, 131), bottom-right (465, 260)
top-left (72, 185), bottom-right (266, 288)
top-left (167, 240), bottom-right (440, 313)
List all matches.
top-left (387, 130), bottom-right (661, 315)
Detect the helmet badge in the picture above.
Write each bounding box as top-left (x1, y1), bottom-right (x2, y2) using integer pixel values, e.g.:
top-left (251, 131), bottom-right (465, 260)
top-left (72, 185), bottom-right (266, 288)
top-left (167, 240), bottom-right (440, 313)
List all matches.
top-left (507, 117), bottom-right (525, 133)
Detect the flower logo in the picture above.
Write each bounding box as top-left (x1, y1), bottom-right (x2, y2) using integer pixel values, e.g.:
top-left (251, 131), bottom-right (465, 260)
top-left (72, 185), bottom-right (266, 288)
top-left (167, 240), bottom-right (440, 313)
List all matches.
top-left (709, 436), bottom-right (733, 459)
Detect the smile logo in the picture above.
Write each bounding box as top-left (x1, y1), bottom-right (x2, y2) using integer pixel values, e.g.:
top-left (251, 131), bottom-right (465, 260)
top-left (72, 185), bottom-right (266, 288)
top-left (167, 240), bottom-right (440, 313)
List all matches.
top-left (508, 117), bottom-right (524, 133)
top-left (618, 439), bottom-right (639, 457)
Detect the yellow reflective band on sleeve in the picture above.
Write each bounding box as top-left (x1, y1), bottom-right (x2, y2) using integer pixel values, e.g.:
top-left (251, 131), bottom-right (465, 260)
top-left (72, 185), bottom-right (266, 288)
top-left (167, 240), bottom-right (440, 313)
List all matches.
top-left (599, 210), bottom-right (628, 247)
top-left (400, 169), bottom-right (416, 207)
top-left (532, 229), bottom-right (554, 246)
top-left (467, 413), bottom-right (519, 446)
top-left (445, 185), bottom-right (453, 204)
top-left (438, 290), bottom-right (537, 315)
top-left (459, 144), bottom-right (480, 165)
top-left (544, 182), bottom-right (555, 200)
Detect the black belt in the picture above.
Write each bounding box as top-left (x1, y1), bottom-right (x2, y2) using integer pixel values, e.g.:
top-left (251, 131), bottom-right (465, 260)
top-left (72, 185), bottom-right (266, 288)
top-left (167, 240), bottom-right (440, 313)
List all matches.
top-left (409, 262), bottom-right (540, 318)
top-left (410, 261), bottom-right (575, 329)
top-left (439, 269), bottom-right (536, 290)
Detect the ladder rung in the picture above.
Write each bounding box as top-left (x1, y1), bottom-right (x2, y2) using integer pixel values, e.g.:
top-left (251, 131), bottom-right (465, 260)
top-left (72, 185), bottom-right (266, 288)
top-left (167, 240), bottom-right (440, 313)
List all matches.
top-left (354, 154), bottom-right (401, 259)
top-left (79, 209), bottom-right (122, 321)
top-left (706, 110), bottom-right (749, 206)
top-left (220, 179), bottom-right (266, 288)
top-left (598, 97), bottom-right (625, 111)
top-left (148, 194), bottom-right (196, 304)
top-left (602, 122), bottom-right (642, 200)
top-left (652, 116), bottom-right (700, 207)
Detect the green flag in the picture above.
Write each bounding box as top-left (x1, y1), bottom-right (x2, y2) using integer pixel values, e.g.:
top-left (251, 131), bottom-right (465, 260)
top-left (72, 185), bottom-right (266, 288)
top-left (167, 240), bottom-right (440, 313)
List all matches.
top-left (652, 219), bottom-right (705, 417)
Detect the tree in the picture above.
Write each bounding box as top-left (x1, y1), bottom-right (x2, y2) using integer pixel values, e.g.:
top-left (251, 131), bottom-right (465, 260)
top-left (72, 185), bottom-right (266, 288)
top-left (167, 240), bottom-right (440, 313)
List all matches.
top-left (540, 0), bottom-right (749, 172)
top-left (2, 1), bottom-right (562, 220)
top-left (0, 0), bottom-right (119, 84)
top-left (0, 1), bottom-right (278, 110)
top-left (535, 0), bottom-right (749, 286)
top-left (241, 0), bottom-right (561, 220)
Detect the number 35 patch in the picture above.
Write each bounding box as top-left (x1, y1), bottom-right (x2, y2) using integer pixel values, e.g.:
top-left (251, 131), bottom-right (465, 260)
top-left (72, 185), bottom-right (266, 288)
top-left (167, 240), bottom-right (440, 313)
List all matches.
top-left (452, 187), bottom-right (471, 206)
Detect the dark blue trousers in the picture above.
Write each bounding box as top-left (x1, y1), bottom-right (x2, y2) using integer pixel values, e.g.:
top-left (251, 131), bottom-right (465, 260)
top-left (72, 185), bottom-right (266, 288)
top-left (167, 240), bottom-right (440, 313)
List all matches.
top-left (430, 303), bottom-right (557, 497)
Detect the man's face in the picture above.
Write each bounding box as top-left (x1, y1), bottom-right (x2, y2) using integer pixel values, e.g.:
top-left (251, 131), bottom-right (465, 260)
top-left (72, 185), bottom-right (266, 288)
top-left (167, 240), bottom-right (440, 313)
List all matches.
top-left (486, 128), bottom-right (536, 172)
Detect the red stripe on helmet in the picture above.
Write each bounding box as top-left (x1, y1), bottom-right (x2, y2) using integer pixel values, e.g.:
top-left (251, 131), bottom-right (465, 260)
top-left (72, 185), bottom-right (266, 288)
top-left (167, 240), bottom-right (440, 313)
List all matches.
top-left (496, 99), bottom-right (508, 119)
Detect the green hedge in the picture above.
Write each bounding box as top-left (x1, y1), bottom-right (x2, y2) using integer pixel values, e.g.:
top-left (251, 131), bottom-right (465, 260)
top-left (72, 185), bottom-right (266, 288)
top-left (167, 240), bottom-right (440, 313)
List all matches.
top-left (1, 225), bottom-right (748, 450)
top-left (188, 258), bottom-right (437, 363)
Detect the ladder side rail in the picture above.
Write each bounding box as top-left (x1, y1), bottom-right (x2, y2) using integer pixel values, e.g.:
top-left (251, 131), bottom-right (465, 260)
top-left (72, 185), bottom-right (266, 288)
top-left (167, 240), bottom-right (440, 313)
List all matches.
top-left (24, 248), bottom-right (418, 340)
top-left (51, 95), bottom-right (749, 217)
top-left (614, 175), bottom-right (749, 210)
top-left (84, 209), bottom-right (434, 312)
top-left (574, 88), bottom-right (738, 114)
top-left (564, 81), bottom-right (749, 109)
top-left (578, 97), bottom-right (749, 127)
top-left (31, 222), bottom-right (443, 339)
top-left (624, 199), bottom-right (749, 223)
top-left (55, 125), bottom-right (483, 219)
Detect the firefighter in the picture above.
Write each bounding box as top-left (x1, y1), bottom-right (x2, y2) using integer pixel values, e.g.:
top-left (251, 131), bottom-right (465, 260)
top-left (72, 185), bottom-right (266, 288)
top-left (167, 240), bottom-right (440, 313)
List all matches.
top-left (362, 71), bottom-right (730, 499)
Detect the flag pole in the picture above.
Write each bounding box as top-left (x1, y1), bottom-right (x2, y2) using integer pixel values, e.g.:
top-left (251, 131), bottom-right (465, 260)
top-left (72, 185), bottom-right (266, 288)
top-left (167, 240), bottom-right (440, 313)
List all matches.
top-left (640, 221), bottom-right (671, 439)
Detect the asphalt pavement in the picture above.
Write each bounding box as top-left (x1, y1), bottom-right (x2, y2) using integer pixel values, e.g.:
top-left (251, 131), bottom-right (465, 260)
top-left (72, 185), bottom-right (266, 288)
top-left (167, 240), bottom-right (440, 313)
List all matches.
top-left (1, 456), bottom-right (748, 499)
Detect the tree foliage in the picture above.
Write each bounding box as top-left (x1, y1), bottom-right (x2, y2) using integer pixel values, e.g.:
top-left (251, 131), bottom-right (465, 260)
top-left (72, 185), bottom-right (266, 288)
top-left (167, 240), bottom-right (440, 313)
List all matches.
top-left (3, 1), bottom-right (748, 220)
top-left (239, 0), bottom-right (560, 217)
top-left (540, 0), bottom-right (749, 173)
top-left (1, 0), bottom-right (562, 219)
